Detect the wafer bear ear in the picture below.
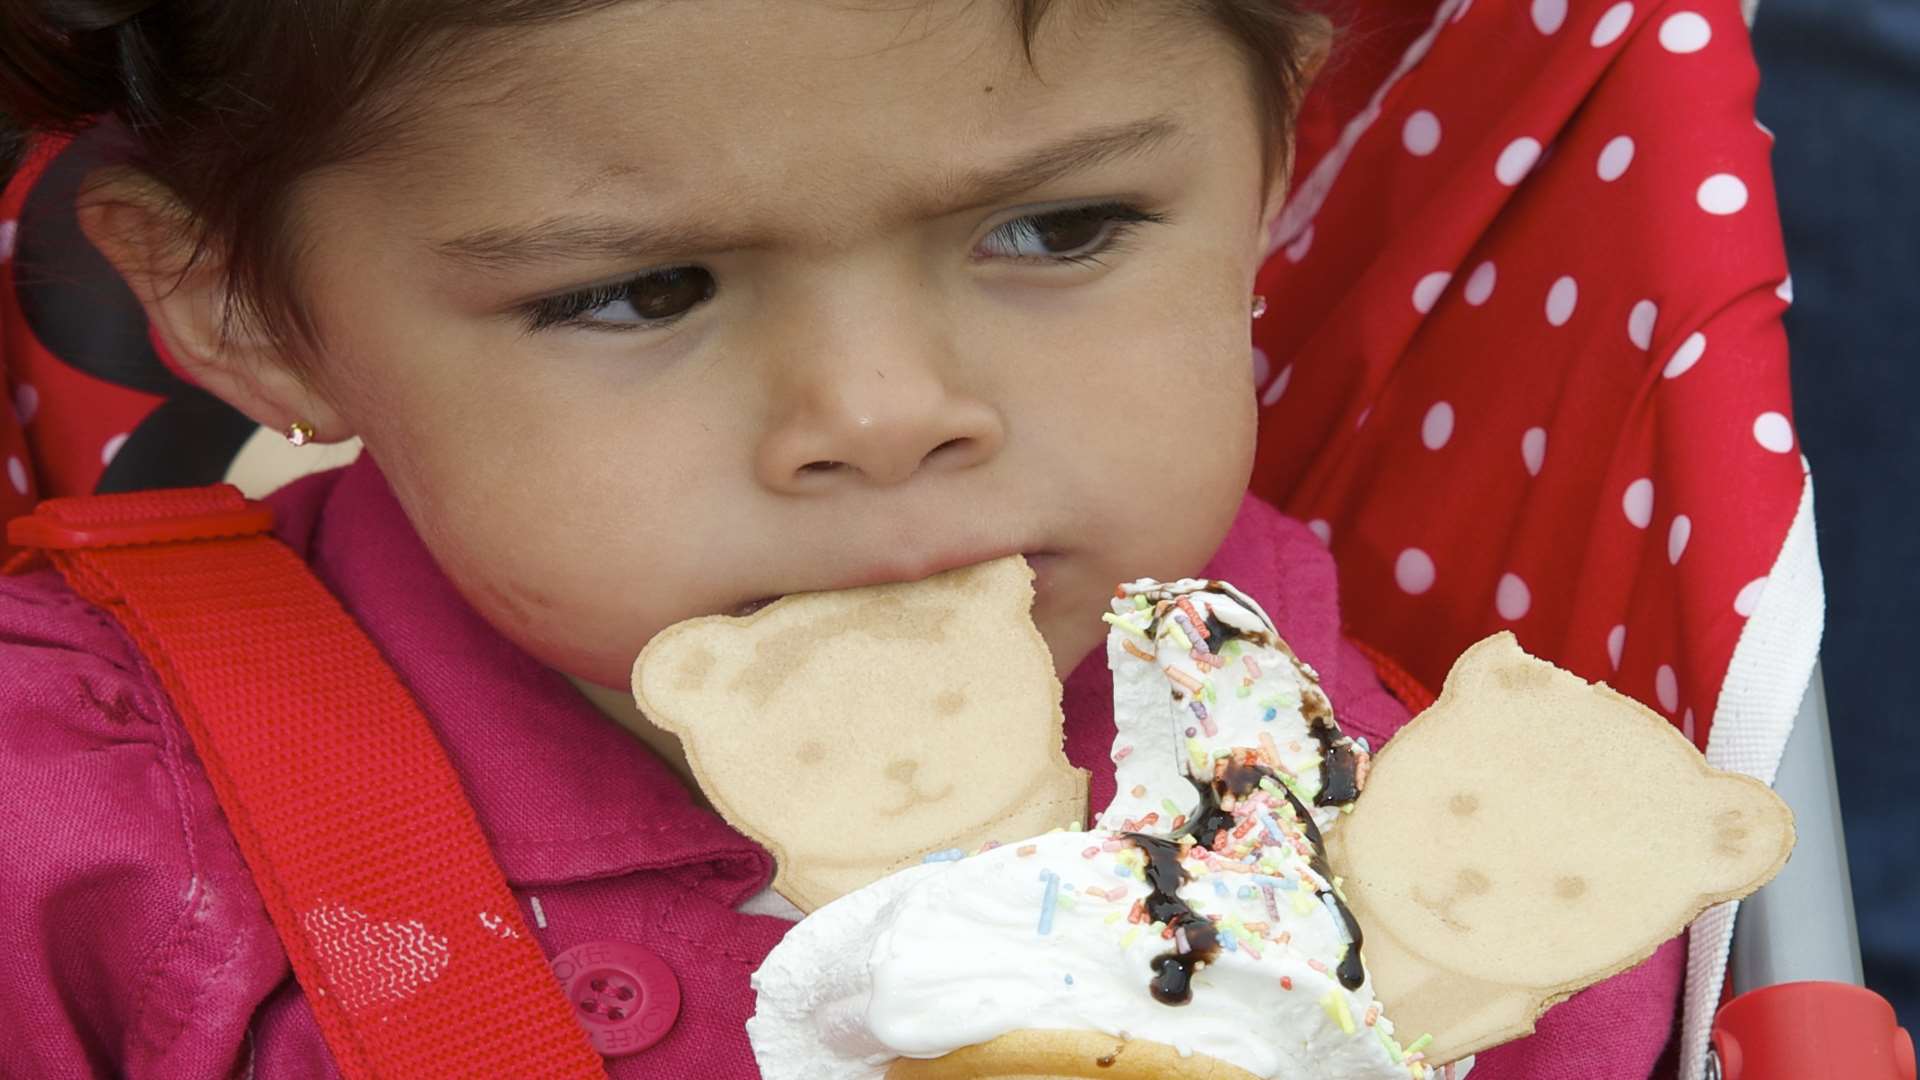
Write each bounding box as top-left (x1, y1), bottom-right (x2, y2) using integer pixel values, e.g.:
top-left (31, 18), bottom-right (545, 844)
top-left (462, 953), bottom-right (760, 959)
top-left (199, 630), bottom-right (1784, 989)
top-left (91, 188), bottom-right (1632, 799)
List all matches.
top-left (1327, 632), bottom-right (1795, 1064)
top-left (631, 620), bottom-right (741, 734)
top-left (1688, 772), bottom-right (1799, 897)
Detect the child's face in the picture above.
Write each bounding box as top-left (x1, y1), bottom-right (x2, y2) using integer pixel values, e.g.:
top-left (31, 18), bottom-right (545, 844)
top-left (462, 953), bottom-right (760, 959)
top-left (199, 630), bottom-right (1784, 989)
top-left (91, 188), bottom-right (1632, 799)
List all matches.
top-left (288, 0), bottom-right (1279, 689)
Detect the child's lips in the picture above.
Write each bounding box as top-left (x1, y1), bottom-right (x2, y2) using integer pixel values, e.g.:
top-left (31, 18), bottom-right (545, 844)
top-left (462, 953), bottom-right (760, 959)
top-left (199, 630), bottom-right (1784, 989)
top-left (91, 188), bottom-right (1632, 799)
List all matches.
top-left (726, 551), bottom-right (1059, 618)
top-left (1022, 551), bottom-right (1062, 592)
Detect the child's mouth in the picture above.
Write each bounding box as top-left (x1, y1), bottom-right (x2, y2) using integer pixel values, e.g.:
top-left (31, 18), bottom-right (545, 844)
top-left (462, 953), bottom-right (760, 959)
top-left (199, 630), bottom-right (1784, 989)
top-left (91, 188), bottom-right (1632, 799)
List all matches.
top-left (727, 552), bottom-right (1058, 618)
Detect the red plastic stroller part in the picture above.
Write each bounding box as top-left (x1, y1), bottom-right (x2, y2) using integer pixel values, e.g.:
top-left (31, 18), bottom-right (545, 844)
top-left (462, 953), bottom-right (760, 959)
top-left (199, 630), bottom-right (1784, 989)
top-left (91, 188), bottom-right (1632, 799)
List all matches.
top-left (1711, 981), bottom-right (1914, 1080)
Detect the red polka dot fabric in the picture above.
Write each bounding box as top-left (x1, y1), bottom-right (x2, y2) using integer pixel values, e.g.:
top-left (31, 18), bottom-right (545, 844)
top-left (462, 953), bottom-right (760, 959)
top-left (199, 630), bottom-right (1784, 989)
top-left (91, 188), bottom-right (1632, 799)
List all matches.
top-left (1252, 0), bottom-right (1802, 757)
top-left (1, 132), bottom-right (169, 556)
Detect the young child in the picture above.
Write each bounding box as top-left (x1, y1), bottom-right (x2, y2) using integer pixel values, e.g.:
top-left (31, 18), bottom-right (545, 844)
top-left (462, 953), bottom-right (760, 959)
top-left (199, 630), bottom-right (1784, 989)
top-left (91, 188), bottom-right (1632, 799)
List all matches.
top-left (0, 2), bottom-right (1681, 1077)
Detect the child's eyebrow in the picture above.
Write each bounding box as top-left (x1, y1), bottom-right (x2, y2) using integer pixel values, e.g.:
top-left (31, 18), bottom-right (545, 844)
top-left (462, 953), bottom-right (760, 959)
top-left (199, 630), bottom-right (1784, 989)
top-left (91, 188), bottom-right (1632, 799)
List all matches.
top-left (431, 114), bottom-right (1182, 272)
top-left (926, 113), bottom-right (1182, 215)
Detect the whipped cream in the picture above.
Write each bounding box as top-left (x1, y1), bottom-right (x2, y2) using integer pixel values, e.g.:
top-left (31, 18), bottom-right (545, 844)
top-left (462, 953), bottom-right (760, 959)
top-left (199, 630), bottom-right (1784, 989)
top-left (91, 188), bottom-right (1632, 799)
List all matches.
top-left (747, 579), bottom-right (1439, 1080)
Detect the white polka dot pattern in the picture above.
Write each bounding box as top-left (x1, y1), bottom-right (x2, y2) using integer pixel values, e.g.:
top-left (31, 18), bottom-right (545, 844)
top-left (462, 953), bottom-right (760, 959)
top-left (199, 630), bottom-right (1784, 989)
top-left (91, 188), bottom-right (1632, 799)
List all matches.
top-left (1395, 549), bottom-right (1436, 595)
top-left (1592, 3), bottom-right (1634, 47)
top-left (1597, 135), bottom-right (1636, 181)
top-left (1623, 478), bottom-right (1655, 529)
top-left (1532, 0), bottom-right (1569, 35)
top-left (1421, 402), bottom-right (1455, 449)
top-left (1655, 664), bottom-right (1679, 713)
top-left (1659, 11), bottom-right (1712, 53)
top-left (1628, 300), bottom-right (1659, 350)
top-left (1521, 427), bottom-right (1547, 476)
top-left (1464, 261), bottom-right (1497, 306)
top-left (1496, 138), bottom-right (1543, 186)
top-left (1545, 276), bottom-right (1579, 326)
top-left (1413, 271), bottom-right (1452, 314)
top-left (1697, 174), bottom-right (1748, 215)
top-left (1664, 332), bottom-right (1706, 378)
top-left (1753, 412), bottom-right (1795, 453)
top-left (1496, 573), bottom-right (1531, 620)
top-left (1242, 10), bottom-right (1810, 1043)
top-left (1403, 111), bottom-right (1442, 156)
top-left (1668, 515), bottom-right (1692, 564)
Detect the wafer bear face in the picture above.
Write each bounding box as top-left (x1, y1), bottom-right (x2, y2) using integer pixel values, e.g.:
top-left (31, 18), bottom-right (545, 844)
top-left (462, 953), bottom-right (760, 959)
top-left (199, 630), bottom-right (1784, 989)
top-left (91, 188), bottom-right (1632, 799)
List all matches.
top-left (632, 558), bottom-right (1088, 910)
top-left (1329, 631), bottom-right (1794, 1063)
top-left (1378, 767), bottom-right (1788, 989)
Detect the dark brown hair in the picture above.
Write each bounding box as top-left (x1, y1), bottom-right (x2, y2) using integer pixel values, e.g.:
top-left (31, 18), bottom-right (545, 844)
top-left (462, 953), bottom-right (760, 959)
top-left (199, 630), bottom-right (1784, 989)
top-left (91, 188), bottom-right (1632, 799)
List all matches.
top-left (0, 0), bottom-right (1327, 355)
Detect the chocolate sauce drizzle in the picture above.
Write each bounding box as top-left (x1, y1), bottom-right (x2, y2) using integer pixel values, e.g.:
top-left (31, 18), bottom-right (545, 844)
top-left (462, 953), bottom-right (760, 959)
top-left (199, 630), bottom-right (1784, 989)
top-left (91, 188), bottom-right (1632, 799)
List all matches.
top-left (1121, 832), bottom-right (1221, 1005)
top-left (1172, 589), bottom-right (1358, 807)
top-left (1122, 760), bottom-right (1366, 1004)
top-left (1268, 777), bottom-right (1368, 991)
top-left (1121, 588), bottom-right (1368, 1004)
top-left (1311, 722), bottom-right (1363, 807)
top-left (1200, 607), bottom-right (1241, 650)
top-left (1192, 586), bottom-right (1278, 653)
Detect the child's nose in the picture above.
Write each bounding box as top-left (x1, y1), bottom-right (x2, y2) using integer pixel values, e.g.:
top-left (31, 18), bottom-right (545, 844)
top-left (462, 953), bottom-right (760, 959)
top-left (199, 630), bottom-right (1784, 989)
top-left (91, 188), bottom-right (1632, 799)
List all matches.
top-left (755, 349), bottom-right (1006, 491)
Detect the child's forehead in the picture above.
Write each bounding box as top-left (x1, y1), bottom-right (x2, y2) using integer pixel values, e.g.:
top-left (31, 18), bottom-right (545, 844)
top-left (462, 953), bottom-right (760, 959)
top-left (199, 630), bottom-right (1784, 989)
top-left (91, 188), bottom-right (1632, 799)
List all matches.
top-left (363, 1), bottom-right (1246, 219)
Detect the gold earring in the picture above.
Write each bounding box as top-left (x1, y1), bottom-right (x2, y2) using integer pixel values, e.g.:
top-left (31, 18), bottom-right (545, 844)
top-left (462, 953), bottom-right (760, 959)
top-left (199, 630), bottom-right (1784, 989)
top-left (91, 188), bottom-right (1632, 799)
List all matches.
top-left (285, 421), bottom-right (316, 447)
top-left (1251, 294), bottom-right (1269, 320)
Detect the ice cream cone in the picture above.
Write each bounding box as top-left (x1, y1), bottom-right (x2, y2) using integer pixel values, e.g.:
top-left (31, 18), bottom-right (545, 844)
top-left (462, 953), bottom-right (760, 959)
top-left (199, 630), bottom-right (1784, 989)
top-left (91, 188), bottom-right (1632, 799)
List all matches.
top-left (885, 1029), bottom-right (1261, 1080)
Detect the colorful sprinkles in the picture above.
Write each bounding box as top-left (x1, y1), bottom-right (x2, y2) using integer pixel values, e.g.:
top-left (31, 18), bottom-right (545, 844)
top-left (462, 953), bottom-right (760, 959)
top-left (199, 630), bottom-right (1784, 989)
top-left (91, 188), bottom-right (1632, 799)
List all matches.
top-left (1037, 870), bottom-right (1061, 935)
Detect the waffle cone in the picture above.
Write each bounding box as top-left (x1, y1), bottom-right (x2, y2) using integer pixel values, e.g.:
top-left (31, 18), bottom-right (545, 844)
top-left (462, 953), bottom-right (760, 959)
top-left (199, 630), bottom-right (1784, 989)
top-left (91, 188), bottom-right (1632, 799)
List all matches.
top-left (884, 1030), bottom-right (1260, 1080)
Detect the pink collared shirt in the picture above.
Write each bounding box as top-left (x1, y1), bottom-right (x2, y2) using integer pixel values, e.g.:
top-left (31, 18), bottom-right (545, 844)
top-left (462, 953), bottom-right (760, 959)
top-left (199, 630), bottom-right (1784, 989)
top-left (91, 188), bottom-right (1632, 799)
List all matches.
top-left (0, 457), bottom-right (1678, 1078)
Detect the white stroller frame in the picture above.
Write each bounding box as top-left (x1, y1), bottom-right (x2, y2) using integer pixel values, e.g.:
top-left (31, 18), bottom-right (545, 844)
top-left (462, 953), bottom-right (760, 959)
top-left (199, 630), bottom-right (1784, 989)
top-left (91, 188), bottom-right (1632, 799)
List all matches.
top-left (1715, 0), bottom-right (1867, 1066)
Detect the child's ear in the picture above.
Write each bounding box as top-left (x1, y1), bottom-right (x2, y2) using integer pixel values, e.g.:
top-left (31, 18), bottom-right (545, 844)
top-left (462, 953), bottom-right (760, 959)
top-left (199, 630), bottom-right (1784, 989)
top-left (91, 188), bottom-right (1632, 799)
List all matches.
top-left (73, 168), bottom-right (355, 444)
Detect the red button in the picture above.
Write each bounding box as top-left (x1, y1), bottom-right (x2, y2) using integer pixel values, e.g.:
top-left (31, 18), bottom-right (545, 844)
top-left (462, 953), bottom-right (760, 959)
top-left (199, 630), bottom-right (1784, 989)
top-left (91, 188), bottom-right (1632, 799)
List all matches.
top-left (550, 940), bottom-right (681, 1056)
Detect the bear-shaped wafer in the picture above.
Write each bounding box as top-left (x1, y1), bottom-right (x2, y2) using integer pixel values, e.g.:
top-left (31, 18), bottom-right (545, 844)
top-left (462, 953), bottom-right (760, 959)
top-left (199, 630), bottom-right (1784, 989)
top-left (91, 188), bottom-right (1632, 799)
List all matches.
top-left (631, 555), bottom-right (1089, 913)
top-left (1327, 632), bottom-right (1795, 1064)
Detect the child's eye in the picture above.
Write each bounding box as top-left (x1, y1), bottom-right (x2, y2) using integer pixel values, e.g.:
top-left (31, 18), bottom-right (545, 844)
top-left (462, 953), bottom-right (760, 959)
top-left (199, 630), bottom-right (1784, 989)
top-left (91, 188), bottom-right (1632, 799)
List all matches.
top-left (521, 266), bottom-right (716, 333)
top-left (976, 202), bottom-right (1168, 266)
top-left (519, 202), bottom-right (1164, 334)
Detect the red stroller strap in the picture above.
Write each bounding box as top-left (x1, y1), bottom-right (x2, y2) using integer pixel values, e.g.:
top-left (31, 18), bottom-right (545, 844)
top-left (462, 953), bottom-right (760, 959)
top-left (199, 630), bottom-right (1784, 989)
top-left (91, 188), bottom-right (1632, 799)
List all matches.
top-left (1346, 635), bottom-right (1437, 715)
top-left (6, 485), bottom-right (607, 1080)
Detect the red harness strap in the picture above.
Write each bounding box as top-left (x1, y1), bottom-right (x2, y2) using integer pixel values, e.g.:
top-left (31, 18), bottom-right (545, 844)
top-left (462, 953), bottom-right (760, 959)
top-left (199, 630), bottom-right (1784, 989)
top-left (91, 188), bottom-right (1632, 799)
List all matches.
top-left (7, 485), bottom-right (606, 1080)
top-left (1345, 634), bottom-right (1438, 716)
